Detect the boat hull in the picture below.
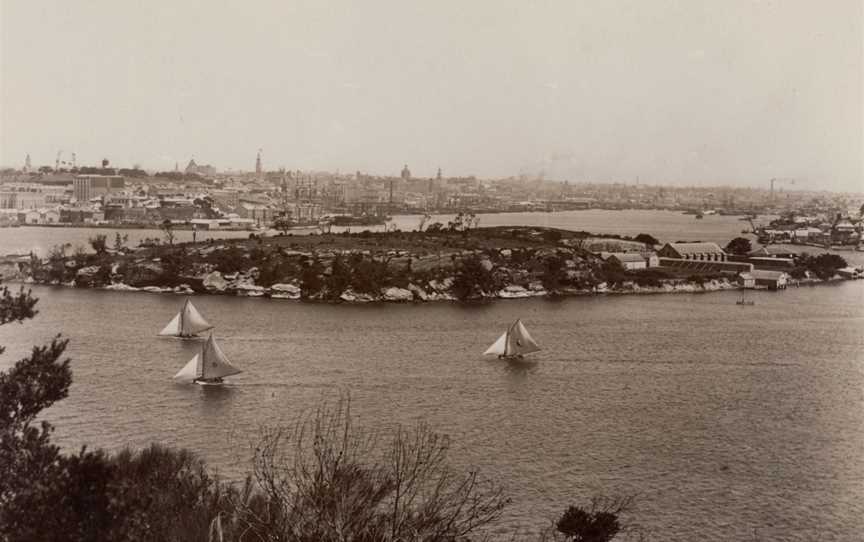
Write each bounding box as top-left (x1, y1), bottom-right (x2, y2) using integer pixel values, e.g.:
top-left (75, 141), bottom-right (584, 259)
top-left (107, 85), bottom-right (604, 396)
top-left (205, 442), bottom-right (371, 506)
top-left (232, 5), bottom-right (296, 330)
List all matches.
top-left (194, 379), bottom-right (226, 386)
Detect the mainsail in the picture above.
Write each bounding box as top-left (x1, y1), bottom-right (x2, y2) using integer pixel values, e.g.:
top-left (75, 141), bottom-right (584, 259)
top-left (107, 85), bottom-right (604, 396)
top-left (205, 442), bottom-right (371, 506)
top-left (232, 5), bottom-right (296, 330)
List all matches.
top-left (199, 335), bottom-right (242, 380)
top-left (505, 319), bottom-right (541, 356)
top-left (484, 319), bottom-right (541, 357)
top-left (159, 299), bottom-right (214, 337)
top-left (173, 336), bottom-right (242, 382)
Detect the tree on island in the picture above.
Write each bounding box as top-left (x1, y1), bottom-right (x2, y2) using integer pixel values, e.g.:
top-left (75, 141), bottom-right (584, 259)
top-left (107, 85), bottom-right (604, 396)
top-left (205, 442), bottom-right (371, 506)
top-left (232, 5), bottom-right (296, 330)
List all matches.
top-left (797, 253), bottom-right (848, 280)
top-left (113, 232), bottom-right (129, 252)
top-left (724, 237), bottom-right (752, 256)
top-left (634, 233), bottom-right (659, 248)
top-left (88, 233), bottom-right (108, 255)
top-left (160, 219), bottom-right (176, 246)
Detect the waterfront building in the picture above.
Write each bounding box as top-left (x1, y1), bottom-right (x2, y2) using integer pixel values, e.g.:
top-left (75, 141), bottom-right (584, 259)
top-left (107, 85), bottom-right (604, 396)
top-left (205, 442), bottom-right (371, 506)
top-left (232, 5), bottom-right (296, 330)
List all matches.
top-left (401, 164), bottom-right (411, 182)
top-left (20, 208), bottom-right (60, 224)
top-left (750, 269), bottom-right (789, 290)
top-left (238, 202), bottom-right (273, 225)
top-left (607, 253), bottom-right (648, 270)
top-left (293, 201), bottom-right (323, 223)
top-left (737, 272), bottom-right (756, 289)
top-left (746, 257), bottom-right (795, 270)
top-left (746, 246), bottom-right (800, 259)
top-left (657, 242), bottom-right (728, 262)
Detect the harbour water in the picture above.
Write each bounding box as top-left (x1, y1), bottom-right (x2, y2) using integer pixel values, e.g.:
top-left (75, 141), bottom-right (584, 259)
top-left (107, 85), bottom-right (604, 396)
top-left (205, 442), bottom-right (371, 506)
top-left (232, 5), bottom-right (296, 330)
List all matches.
top-left (1, 281), bottom-right (862, 541)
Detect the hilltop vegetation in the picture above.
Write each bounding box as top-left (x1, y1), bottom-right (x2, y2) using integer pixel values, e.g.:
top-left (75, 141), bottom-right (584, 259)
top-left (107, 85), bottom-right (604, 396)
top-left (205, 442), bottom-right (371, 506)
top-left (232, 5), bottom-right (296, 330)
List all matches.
top-left (16, 226), bottom-right (749, 301)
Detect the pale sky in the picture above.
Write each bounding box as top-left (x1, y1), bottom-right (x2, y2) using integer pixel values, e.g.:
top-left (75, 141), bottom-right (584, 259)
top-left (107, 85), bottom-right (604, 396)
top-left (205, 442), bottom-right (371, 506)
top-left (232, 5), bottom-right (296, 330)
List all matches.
top-left (1, 0), bottom-right (862, 191)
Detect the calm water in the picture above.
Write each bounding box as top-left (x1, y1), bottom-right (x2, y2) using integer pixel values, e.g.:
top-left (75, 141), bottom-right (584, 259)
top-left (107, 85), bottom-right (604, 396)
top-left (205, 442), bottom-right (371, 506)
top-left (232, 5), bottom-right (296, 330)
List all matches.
top-left (1, 283), bottom-right (862, 541)
top-left (1, 209), bottom-right (770, 256)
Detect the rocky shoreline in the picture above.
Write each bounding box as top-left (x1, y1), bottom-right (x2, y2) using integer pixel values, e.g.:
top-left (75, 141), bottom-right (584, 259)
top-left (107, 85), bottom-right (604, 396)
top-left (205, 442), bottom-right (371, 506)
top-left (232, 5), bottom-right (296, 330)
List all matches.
top-left (17, 273), bottom-right (743, 302)
top-left (4, 226), bottom-right (849, 303)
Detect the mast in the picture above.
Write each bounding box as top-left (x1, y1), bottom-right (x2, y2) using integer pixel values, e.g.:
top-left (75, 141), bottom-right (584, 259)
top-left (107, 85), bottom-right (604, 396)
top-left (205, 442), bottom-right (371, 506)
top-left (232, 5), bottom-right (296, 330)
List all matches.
top-left (198, 338), bottom-right (206, 379)
top-left (504, 324), bottom-right (512, 357)
top-left (180, 298), bottom-right (188, 337)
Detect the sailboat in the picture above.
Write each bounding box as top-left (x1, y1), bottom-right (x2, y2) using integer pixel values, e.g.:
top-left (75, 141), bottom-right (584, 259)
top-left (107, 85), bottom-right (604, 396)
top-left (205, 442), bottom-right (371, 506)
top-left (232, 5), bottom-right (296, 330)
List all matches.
top-left (173, 334), bottom-right (242, 385)
top-left (483, 319), bottom-right (541, 360)
top-left (159, 298), bottom-right (214, 339)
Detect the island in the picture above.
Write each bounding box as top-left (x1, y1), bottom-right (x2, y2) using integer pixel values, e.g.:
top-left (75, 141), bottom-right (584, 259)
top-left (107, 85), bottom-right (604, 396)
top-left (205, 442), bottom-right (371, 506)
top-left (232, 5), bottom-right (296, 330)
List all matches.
top-left (3, 225), bottom-right (858, 302)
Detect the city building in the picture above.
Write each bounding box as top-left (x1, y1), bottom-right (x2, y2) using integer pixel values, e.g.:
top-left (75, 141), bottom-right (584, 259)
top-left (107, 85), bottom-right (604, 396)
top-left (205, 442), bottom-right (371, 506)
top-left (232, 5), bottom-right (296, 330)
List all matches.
top-left (0, 183), bottom-right (68, 209)
top-left (73, 175), bottom-right (125, 203)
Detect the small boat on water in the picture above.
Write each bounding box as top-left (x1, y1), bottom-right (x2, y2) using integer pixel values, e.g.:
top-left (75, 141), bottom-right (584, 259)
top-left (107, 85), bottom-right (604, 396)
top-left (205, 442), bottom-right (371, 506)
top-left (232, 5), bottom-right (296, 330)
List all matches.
top-left (159, 298), bottom-right (214, 339)
top-left (484, 319), bottom-right (541, 360)
top-left (173, 334), bottom-right (242, 385)
top-left (736, 298), bottom-right (755, 306)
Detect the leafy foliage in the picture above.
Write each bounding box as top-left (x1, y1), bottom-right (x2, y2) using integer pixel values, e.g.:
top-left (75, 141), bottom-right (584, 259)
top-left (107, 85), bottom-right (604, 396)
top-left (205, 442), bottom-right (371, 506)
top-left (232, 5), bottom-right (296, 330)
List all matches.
top-left (724, 237), bottom-right (752, 256)
top-left (113, 232), bottom-right (129, 252)
top-left (324, 254), bottom-right (352, 299)
top-left (0, 284), bottom-right (72, 537)
top-left (554, 496), bottom-right (640, 542)
top-left (541, 254), bottom-right (566, 292)
top-left (0, 285), bottom-right (38, 328)
top-left (210, 244), bottom-right (248, 275)
top-left (633, 233), bottom-right (659, 247)
top-left (300, 258), bottom-right (325, 298)
top-left (543, 230), bottom-right (563, 243)
top-left (798, 252), bottom-right (848, 280)
top-left (160, 219), bottom-right (176, 245)
top-left (452, 255), bottom-right (496, 300)
top-left (89, 233), bottom-right (108, 255)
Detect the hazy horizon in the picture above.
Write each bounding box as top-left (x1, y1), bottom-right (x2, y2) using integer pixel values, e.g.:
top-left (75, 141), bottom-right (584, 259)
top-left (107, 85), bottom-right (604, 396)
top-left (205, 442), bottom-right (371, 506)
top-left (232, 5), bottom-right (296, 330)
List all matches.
top-left (1, 1), bottom-right (862, 191)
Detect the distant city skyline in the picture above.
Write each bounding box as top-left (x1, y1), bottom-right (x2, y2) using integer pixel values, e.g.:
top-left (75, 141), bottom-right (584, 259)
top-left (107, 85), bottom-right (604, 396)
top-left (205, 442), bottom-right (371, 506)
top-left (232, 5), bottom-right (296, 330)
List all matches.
top-left (1, 1), bottom-right (861, 192)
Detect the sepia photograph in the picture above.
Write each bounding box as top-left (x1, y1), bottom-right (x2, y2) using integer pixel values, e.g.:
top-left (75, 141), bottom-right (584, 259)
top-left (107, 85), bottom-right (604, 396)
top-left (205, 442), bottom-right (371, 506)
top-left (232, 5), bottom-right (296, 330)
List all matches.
top-left (0, 1), bottom-right (862, 540)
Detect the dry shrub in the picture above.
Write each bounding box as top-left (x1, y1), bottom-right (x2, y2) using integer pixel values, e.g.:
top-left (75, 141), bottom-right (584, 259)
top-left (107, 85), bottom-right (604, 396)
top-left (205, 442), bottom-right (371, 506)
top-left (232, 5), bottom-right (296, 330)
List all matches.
top-left (233, 397), bottom-right (509, 541)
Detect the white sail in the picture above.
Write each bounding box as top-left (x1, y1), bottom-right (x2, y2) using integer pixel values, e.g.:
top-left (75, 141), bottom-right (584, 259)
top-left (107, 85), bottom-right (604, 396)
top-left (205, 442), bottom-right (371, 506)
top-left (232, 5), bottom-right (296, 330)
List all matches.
top-left (483, 332), bottom-right (508, 356)
top-left (200, 335), bottom-right (242, 380)
top-left (505, 320), bottom-right (541, 356)
top-left (158, 313), bottom-right (182, 336)
top-left (180, 300), bottom-right (214, 336)
top-left (173, 354), bottom-right (201, 382)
